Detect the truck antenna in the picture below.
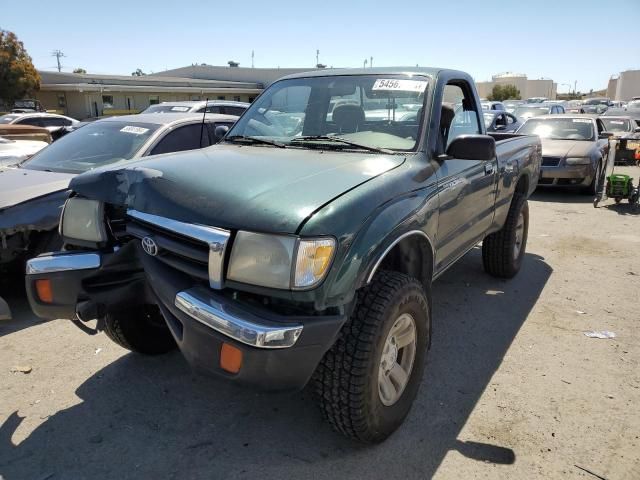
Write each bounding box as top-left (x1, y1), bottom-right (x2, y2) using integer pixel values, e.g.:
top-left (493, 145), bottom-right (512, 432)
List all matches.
top-left (200, 97), bottom-right (209, 148)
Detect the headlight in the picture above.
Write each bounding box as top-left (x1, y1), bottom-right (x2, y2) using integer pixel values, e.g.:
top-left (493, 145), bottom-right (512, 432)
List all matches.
top-left (565, 157), bottom-right (591, 165)
top-left (60, 197), bottom-right (107, 243)
top-left (227, 231), bottom-right (335, 290)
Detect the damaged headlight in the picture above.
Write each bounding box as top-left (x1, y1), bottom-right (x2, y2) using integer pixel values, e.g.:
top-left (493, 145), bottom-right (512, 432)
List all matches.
top-left (227, 231), bottom-right (335, 290)
top-left (60, 197), bottom-right (107, 243)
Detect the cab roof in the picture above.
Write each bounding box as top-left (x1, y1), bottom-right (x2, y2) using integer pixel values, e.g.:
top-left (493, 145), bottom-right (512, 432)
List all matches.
top-left (279, 67), bottom-right (455, 81)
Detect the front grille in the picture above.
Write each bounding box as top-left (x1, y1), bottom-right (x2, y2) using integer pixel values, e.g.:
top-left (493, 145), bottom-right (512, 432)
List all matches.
top-left (126, 216), bottom-right (211, 282)
top-left (542, 156), bottom-right (561, 167)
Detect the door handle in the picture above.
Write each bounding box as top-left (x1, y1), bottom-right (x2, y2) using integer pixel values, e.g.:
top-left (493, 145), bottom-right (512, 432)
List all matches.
top-left (485, 163), bottom-right (495, 175)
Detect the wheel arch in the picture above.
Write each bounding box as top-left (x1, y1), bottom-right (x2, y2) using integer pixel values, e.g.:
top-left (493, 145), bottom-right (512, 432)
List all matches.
top-left (365, 230), bottom-right (435, 291)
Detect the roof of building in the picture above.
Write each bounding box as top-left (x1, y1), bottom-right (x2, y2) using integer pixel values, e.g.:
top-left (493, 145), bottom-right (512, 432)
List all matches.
top-left (39, 70), bottom-right (260, 89)
top-left (149, 65), bottom-right (317, 86)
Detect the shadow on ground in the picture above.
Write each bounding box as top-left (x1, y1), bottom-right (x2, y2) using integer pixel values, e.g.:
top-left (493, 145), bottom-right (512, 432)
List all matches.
top-left (599, 201), bottom-right (640, 216)
top-left (0, 249), bottom-right (552, 480)
top-left (530, 188), bottom-right (593, 204)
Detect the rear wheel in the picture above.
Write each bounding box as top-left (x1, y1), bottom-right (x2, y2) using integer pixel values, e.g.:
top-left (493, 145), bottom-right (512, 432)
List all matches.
top-left (103, 305), bottom-right (176, 355)
top-left (313, 271), bottom-right (430, 443)
top-left (482, 194), bottom-right (529, 278)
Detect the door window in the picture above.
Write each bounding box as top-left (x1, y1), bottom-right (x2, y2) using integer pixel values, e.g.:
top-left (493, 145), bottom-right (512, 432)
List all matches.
top-left (150, 124), bottom-right (210, 155)
top-left (16, 117), bottom-right (44, 127)
top-left (445, 82), bottom-right (480, 149)
top-left (41, 117), bottom-right (70, 127)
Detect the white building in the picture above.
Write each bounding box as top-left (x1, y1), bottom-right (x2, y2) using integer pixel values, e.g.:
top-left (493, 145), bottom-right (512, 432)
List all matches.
top-left (476, 73), bottom-right (557, 100)
top-left (607, 70), bottom-right (640, 101)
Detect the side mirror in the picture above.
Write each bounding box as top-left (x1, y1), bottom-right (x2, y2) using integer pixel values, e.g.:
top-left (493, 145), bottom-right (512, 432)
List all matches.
top-left (599, 131), bottom-right (614, 139)
top-left (215, 125), bottom-right (230, 140)
top-left (445, 135), bottom-right (496, 161)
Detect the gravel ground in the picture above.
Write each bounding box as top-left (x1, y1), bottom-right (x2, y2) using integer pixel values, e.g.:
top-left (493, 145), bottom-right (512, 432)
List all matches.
top-left (1, 167), bottom-right (639, 480)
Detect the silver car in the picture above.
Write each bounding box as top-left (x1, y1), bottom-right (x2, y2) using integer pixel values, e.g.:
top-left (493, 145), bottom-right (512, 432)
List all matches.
top-left (516, 114), bottom-right (610, 194)
top-left (142, 100), bottom-right (250, 116)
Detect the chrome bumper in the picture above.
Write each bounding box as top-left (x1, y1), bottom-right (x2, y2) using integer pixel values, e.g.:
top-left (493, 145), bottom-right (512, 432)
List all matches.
top-left (175, 288), bottom-right (303, 349)
top-left (26, 252), bottom-right (101, 275)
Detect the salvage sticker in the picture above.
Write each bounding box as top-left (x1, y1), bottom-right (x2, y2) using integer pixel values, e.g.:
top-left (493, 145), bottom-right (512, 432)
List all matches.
top-left (120, 126), bottom-right (150, 135)
top-left (372, 79), bottom-right (427, 92)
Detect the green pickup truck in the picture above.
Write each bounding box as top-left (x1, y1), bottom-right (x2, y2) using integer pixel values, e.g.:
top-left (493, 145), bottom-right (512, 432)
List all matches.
top-left (26, 67), bottom-right (541, 442)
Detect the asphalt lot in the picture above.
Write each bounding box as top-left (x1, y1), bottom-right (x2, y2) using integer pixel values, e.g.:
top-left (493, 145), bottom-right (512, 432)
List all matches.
top-left (1, 167), bottom-right (639, 480)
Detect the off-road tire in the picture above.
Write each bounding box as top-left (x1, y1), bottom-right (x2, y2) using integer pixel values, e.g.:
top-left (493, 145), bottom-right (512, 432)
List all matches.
top-left (313, 270), bottom-right (430, 443)
top-left (482, 193), bottom-right (529, 278)
top-left (103, 305), bottom-right (176, 355)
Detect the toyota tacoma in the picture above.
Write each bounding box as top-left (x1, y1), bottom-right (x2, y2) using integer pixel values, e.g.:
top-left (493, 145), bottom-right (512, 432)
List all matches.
top-left (26, 68), bottom-right (541, 443)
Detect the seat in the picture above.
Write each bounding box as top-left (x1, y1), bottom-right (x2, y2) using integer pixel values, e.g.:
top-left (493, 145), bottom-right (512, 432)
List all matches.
top-left (332, 104), bottom-right (365, 134)
top-left (439, 103), bottom-right (455, 151)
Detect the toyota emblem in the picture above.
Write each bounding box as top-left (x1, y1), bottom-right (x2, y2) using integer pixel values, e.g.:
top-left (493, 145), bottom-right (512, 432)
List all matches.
top-left (141, 236), bottom-right (159, 256)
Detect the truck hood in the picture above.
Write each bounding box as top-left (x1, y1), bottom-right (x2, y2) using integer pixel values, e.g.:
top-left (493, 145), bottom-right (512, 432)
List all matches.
top-left (0, 167), bottom-right (74, 210)
top-left (70, 144), bottom-right (405, 233)
top-left (540, 139), bottom-right (595, 158)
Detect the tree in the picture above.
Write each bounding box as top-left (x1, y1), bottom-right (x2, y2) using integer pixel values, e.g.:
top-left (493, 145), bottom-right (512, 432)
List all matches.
top-left (131, 68), bottom-right (146, 76)
top-left (73, 67), bottom-right (86, 74)
top-left (0, 30), bottom-right (40, 105)
top-left (487, 84), bottom-right (521, 102)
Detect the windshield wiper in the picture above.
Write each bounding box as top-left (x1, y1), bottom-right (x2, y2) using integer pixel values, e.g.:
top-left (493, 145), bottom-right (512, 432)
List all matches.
top-left (291, 135), bottom-right (395, 155)
top-left (225, 135), bottom-right (286, 148)
top-left (289, 135), bottom-right (393, 154)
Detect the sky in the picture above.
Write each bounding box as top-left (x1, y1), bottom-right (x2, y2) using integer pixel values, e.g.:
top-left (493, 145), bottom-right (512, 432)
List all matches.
top-left (2, 0), bottom-right (639, 93)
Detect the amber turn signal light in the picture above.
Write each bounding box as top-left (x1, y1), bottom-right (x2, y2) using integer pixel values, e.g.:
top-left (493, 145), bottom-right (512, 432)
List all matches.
top-left (35, 279), bottom-right (53, 303)
top-left (220, 343), bottom-right (242, 374)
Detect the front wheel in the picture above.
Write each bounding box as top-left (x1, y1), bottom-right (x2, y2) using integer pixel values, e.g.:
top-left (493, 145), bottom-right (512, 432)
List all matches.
top-left (103, 305), bottom-right (176, 355)
top-left (313, 271), bottom-right (431, 443)
top-left (482, 194), bottom-right (529, 278)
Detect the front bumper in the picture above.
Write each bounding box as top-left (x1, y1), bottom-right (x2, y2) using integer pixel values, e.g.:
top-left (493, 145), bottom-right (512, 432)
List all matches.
top-left (25, 247), bottom-right (346, 391)
top-left (538, 164), bottom-right (595, 187)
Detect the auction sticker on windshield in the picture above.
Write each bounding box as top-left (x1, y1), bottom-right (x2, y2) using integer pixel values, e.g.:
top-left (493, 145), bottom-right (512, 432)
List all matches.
top-left (120, 126), bottom-right (150, 135)
top-left (372, 79), bottom-right (427, 92)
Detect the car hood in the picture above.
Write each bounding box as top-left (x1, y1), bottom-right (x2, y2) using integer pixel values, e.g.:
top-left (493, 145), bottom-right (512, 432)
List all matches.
top-left (540, 139), bottom-right (595, 158)
top-left (70, 144), bottom-right (406, 234)
top-left (0, 167), bottom-right (74, 210)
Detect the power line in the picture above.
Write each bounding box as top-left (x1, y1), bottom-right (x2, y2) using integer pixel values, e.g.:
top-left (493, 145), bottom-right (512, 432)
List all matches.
top-left (51, 50), bottom-right (65, 72)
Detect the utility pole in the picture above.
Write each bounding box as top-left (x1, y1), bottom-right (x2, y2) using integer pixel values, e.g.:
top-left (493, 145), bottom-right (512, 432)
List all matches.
top-left (251, 50), bottom-right (255, 68)
top-left (370, 56), bottom-right (373, 68)
top-left (52, 50), bottom-right (65, 72)
top-left (574, 80), bottom-right (577, 95)
top-left (364, 59), bottom-right (368, 68)
top-left (316, 49), bottom-right (319, 67)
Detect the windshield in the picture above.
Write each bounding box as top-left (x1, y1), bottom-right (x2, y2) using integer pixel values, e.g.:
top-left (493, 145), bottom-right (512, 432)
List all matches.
top-left (518, 118), bottom-right (595, 141)
top-left (22, 121), bottom-right (160, 173)
top-left (143, 104), bottom-right (194, 113)
top-left (514, 106), bottom-right (550, 118)
top-left (601, 118), bottom-right (631, 133)
top-left (0, 115), bottom-right (19, 124)
top-left (226, 75), bottom-right (428, 151)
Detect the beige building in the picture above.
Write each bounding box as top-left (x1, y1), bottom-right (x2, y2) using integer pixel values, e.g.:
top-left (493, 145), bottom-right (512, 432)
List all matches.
top-left (606, 70), bottom-right (640, 101)
top-left (476, 72), bottom-right (557, 100)
top-left (35, 70), bottom-right (264, 119)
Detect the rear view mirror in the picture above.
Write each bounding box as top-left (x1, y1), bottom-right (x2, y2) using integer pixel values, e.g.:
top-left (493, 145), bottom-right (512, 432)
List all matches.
top-left (446, 135), bottom-right (496, 161)
top-left (599, 131), bottom-right (614, 139)
top-left (215, 125), bottom-right (230, 139)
